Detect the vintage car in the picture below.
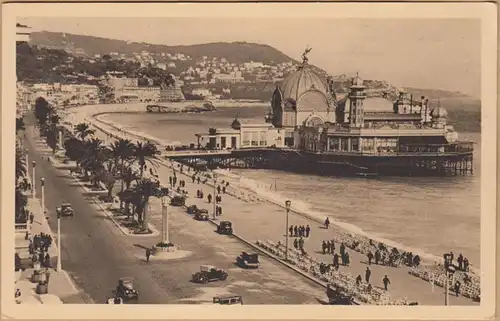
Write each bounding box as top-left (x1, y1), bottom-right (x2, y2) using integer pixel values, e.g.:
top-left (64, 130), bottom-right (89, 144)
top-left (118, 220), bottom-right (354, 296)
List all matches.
top-left (213, 295), bottom-right (243, 305)
top-left (116, 277), bottom-right (139, 301)
top-left (192, 265), bottom-right (228, 284)
top-left (186, 205), bottom-right (199, 214)
top-left (326, 284), bottom-right (355, 305)
top-left (236, 252), bottom-right (260, 269)
top-left (194, 209), bottom-right (209, 221)
top-left (56, 203), bottom-right (74, 217)
top-left (171, 195), bottom-right (186, 207)
top-left (216, 221), bottom-right (233, 235)
top-left (107, 297), bottom-right (124, 304)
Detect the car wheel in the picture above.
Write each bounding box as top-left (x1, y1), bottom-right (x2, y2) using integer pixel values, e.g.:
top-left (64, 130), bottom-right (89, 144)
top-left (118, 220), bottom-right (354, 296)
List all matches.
top-left (201, 277), bottom-right (208, 284)
top-left (220, 273), bottom-right (228, 281)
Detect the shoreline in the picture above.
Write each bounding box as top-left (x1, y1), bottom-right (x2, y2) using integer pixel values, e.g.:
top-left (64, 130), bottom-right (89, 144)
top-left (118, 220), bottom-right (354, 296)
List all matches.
top-left (63, 104), bottom-right (480, 275)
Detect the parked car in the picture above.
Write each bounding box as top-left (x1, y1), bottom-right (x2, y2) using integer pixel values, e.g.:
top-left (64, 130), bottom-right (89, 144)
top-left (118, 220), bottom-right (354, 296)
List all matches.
top-left (213, 295), bottom-right (243, 305)
top-left (192, 265), bottom-right (228, 284)
top-left (56, 203), bottom-right (74, 217)
top-left (187, 205), bottom-right (199, 214)
top-left (236, 252), bottom-right (260, 269)
top-left (217, 221), bottom-right (233, 235)
top-left (194, 209), bottom-right (209, 221)
top-left (326, 284), bottom-right (354, 305)
top-left (170, 195), bottom-right (186, 207)
top-left (116, 277), bottom-right (139, 301)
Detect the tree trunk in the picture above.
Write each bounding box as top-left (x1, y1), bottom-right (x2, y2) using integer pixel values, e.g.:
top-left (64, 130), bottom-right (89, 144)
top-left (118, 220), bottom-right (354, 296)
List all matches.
top-left (142, 199), bottom-right (149, 230)
top-left (119, 159), bottom-right (125, 210)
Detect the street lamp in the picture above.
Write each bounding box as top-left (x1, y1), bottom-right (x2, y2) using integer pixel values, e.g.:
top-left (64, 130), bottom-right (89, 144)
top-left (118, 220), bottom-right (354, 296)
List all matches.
top-left (285, 200), bottom-right (291, 262)
top-left (56, 212), bottom-right (62, 272)
top-left (443, 253), bottom-right (456, 306)
top-left (31, 161), bottom-right (36, 198)
top-left (25, 149), bottom-right (29, 178)
top-left (40, 178), bottom-right (45, 214)
top-left (160, 192), bottom-right (169, 245)
top-left (213, 173), bottom-right (218, 220)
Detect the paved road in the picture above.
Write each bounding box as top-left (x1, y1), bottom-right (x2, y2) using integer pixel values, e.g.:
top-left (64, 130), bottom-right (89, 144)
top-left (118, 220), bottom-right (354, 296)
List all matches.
top-left (23, 113), bottom-right (325, 304)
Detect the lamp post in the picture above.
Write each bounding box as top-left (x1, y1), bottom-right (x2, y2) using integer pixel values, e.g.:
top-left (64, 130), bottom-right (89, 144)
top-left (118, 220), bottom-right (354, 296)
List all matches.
top-left (31, 161), bottom-right (36, 198)
top-left (443, 253), bottom-right (456, 306)
top-left (25, 149), bottom-right (29, 177)
top-left (161, 195), bottom-right (169, 244)
top-left (213, 173), bottom-right (218, 220)
top-left (56, 213), bottom-right (62, 272)
top-left (285, 200), bottom-right (291, 262)
top-left (40, 178), bottom-right (45, 214)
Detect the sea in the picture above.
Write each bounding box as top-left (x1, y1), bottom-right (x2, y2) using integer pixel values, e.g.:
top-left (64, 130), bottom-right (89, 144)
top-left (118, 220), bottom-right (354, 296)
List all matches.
top-left (100, 102), bottom-right (481, 267)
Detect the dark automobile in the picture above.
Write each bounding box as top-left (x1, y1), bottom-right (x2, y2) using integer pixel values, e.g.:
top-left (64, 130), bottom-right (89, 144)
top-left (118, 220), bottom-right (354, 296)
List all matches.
top-left (56, 203), bottom-right (74, 217)
top-left (213, 295), bottom-right (243, 305)
top-left (116, 277), bottom-right (139, 301)
top-left (326, 284), bottom-right (354, 305)
top-left (217, 221), bottom-right (233, 235)
top-left (236, 252), bottom-right (260, 269)
top-left (170, 195), bottom-right (186, 207)
top-left (187, 205), bottom-right (199, 214)
top-left (194, 209), bottom-right (209, 221)
top-left (192, 265), bottom-right (228, 284)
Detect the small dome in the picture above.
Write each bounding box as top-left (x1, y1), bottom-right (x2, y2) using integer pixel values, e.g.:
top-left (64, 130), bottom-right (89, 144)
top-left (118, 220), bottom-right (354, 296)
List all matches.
top-left (431, 106), bottom-right (448, 119)
top-left (279, 64), bottom-right (328, 102)
top-left (231, 117), bottom-right (241, 130)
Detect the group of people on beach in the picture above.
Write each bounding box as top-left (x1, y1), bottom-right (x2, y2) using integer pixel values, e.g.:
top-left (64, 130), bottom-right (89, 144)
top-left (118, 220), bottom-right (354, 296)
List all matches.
top-left (321, 241), bottom-right (351, 270)
top-left (353, 268), bottom-right (392, 291)
top-left (289, 224), bottom-right (311, 238)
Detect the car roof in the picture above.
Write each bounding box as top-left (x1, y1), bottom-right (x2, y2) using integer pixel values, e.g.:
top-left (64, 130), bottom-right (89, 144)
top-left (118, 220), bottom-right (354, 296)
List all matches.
top-left (201, 264), bottom-right (216, 269)
top-left (61, 203), bottom-right (71, 206)
top-left (214, 295), bottom-right (242, 300)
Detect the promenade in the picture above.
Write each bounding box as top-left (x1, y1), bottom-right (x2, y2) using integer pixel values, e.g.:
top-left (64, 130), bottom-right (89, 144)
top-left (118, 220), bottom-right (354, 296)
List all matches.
top-left (83, 113), bottom-right (478, 306)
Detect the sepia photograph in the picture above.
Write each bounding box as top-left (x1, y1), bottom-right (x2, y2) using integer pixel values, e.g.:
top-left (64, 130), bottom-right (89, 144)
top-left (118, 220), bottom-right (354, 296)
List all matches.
top-left (1, 2), bottom-right (497, 320)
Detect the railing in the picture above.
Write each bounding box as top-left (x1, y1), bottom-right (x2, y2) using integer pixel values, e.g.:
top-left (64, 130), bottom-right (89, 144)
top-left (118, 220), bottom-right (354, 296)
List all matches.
top-left (15, 223), bottom-right (28, 232)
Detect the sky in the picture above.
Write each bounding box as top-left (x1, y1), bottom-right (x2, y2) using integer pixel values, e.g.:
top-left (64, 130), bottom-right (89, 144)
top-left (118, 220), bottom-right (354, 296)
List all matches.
top-left (19, 17), bottom-right (481, 97)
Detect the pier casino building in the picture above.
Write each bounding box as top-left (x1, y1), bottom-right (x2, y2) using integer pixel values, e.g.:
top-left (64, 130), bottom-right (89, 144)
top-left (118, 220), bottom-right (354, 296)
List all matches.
top-left (195, 54), bottom-right (473, 175)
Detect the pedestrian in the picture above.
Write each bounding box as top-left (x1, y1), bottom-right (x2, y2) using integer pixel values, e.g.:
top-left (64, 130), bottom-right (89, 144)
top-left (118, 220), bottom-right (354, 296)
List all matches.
top-left (345, 252), bottom-right (350, 266)
top-left (333, 253), bottom-right (339, 269)
top-left (197, 177), bottom-right (200, 184)
top-left (322, 241), bottom-right (327, 254)
top-left (367, 251), bottom-right (374, 265)
top-left (192, 175), bottom-right (196, 183)
top-left (375, 250), bottom-right (381, 265)
top-left (330, 240), bottom-right (335, 252)
top-left (326, 241), bottom-right (332, 254)
top-left (454, 281), bottom-right (461, 297)
top-left (340, 242), bottom-right (346, 257)
top-left (289, 225), bottom-right (294, 237)
top-left (222, 186), bottom-right (226, 194)
top-left (29, 212), bottom-right (34, 224)
top-left (44, 253), bottom-right (51, 268)
top-left (217, 185), bottom-right (221, 194)
top-left (356, 274), bottom-right (362, 286)
top-left (146, 248), bottom-right (151, 262)
top-left (367, 283), bottom-right (373, 293)
top-left (365, 267), bottom-right (371, 283)
top-left (169, 176), bottom-right (173, 186)
top-left (218, 206), bottom-right (223, 216)
top-left (457, 253), bottom-right (464, 271)
top-left (293, 225), bottom-right (298, 237)
top-left (305, 225), bottom-right (310, 237)
top-left (298, 237), bottom-right (304, 250)
top-left (207, 193), bottom-right (212, 204)
top-left (450, 251), bottom-right (454, 263)
top-left (341, 253), bottom-right (346, 266)
top-left (463, 257), bottom-right (469, 272)
top-left (383, 275), bottom-right (391, 291)
top-left (293, 238), bottom-right (298, 250)
top-left (324, 217), bottom-right (330, 229)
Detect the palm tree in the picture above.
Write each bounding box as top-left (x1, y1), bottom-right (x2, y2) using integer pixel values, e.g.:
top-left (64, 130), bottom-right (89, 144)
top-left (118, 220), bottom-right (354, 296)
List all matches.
top-left (131, 178), bottom-right (163, 230)
top-left (15, 148), bottom-right (26, 182)
top-left (109, 138), bottom-right (135, 208)
top-left (133, 141), bottom-right (160, 178)
top-left (80, 138), bottom-right (108, 185)
top-left (74, 122), bottom-right (95, 142)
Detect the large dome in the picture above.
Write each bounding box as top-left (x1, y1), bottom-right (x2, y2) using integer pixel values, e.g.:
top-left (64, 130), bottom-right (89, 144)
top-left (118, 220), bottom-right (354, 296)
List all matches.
top-left (279, 65), bottom-right (328, 102)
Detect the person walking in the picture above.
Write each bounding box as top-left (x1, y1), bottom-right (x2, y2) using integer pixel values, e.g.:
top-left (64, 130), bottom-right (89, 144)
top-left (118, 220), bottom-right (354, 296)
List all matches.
top-left (298, 237), bottom-right (304, 250)
top-left (197, 176), bottom-right (200, 184)
top-left (207, 194), bottom-right (212, 204)
top-left (289, 225), bottom-right (294, 237)
top-left (305, 225), bottom-right (311, 238)
top-left (356, 274), bottom-right (362, 286)
top-left (217, 185), bottom-right (221, 194)
top-left (340, 242), bottom-right (346, 257)
top-left (382, 275), bottom-right (391, 291)
top-left (293, 238), bottom-right (299, 250)
top-left (367, 251), bottom-right (374, 265)
top-left (454, 281), bottom-right (461, 297)
top-left (29, 212), bottom-right (34, 224)
top-left (365, 267), bottom-right (371, 283)
top-left (146, 248), bottom-right (151, 263)
top-left (322, 241), bottom-right (327, 254)
top-left (457, 253), bottom-right (464, 271)
top-left (345, 252), bottom-right (350, 266)
top-left (326, 241), bottom-right (332, 254)
top-left (293, 225), bottom-right (298, 237)
top-left (324, 217), bottom-right (330, 229)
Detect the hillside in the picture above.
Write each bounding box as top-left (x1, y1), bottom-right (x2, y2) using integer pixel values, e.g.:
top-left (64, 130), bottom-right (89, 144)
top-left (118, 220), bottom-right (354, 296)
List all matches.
top-left (29, 31), bottom-right (297, 65)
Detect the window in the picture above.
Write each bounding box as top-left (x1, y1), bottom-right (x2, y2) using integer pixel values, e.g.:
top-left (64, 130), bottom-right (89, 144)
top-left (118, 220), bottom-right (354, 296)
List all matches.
top-left (329, 137), bottom-right (340, 151)
top-left (351, 138), bottom-right (359, 151)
